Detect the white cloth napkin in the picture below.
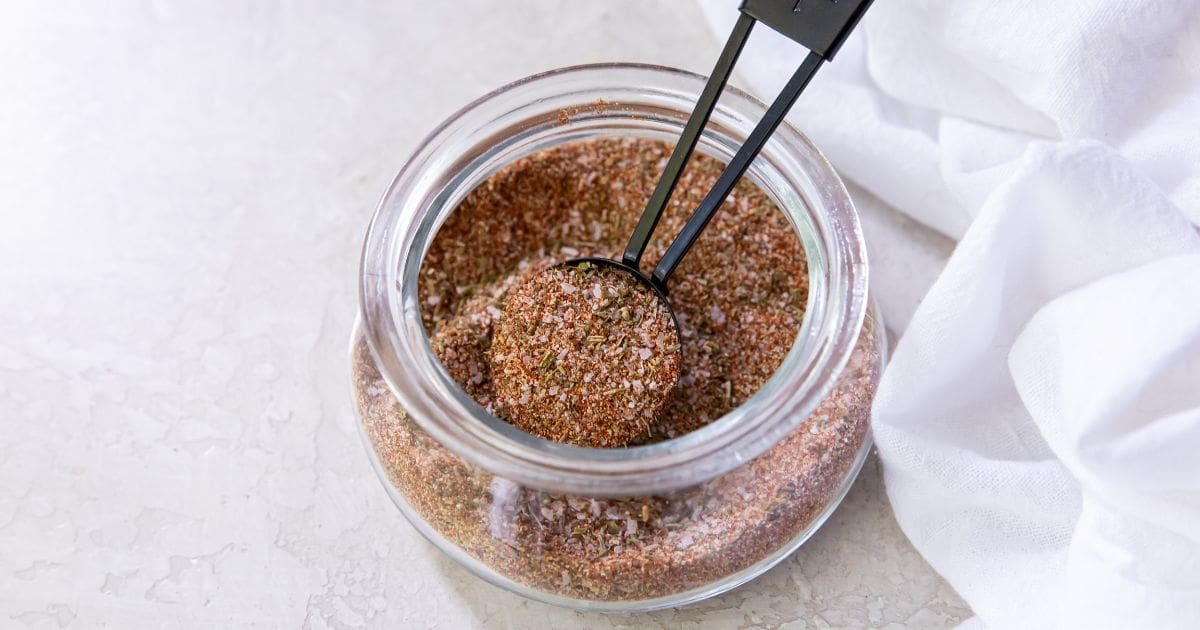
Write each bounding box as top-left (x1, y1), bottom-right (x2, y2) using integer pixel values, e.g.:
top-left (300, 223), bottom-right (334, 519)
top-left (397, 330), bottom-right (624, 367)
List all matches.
top-left (699, 2), bottom-right (1200, 628)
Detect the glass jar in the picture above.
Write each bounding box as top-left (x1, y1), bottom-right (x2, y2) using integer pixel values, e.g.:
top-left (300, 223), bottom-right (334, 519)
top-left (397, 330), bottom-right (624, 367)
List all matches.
top-left (352, 63), bottom-right (884, 612)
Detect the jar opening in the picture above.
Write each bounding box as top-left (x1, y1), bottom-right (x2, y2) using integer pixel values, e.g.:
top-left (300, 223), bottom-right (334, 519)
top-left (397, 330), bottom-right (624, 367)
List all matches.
top-left (359, 64), bottom-right (867, 495)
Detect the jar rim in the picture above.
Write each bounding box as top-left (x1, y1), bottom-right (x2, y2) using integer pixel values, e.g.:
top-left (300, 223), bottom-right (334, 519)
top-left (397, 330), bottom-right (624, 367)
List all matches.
top-left (358, 63), bottom-right (868, 495)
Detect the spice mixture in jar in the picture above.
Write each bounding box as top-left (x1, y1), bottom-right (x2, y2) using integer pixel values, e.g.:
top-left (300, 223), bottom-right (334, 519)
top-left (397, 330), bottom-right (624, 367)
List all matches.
top-left (490, 262), bottom-right (681, 447)
top-left (353, 137), bottom-right (880, 602)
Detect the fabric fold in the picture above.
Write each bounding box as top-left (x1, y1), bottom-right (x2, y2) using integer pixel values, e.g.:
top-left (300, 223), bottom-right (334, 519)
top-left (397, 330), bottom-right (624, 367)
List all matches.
top-left (699, 1), bottom-right (1200, 627)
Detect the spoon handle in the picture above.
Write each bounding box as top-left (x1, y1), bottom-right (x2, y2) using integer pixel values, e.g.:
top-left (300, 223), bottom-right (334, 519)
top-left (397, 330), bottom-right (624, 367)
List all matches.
top-left (649, 0), bottom-right (874, 290)
top-left (651, 50), bottom-right (823, 290)
top-left (621, 12), bottom-right (755, 270)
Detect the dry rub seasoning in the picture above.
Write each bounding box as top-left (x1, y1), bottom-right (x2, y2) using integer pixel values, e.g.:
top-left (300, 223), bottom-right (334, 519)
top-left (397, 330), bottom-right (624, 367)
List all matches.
top-left (491, 262), bottom-right (680, 447)
top-left (353, 137), bottom-right (880, 601)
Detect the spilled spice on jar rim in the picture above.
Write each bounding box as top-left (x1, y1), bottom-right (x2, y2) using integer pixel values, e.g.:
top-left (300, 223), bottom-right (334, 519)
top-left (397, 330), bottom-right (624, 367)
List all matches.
top-left (491, 262), bottom-right (680, 447)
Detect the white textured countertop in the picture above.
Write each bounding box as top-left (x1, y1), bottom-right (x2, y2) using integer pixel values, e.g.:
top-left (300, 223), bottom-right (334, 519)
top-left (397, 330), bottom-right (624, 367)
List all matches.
top-left (0, 2), bottom-right (969, 627)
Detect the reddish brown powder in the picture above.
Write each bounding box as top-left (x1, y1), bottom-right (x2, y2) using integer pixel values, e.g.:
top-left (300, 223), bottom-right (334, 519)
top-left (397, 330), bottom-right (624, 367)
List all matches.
top-left (491, 262), bottom-right (680, 447)
top-left (419, 137), bottom-right (811, 440)
top-left (353, 137), bottom-right (881, 603)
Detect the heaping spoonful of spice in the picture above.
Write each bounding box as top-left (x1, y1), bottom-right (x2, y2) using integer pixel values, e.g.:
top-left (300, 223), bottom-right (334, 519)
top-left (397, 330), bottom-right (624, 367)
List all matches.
top-left (490, 0), bottom-right (874, 447)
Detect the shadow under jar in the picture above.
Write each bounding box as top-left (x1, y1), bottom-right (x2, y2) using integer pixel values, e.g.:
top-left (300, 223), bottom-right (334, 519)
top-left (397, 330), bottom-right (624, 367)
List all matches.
top-left (352, 64), bottom-right (885, 612)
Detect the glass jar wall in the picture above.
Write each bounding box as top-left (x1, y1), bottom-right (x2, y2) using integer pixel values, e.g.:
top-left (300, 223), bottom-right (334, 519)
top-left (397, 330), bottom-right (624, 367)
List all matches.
top-left (352, 64), bottom-right (884, 611)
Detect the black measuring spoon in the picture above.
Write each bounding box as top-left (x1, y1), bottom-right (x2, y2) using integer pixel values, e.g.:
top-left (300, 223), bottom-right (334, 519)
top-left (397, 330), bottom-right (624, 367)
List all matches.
top-left (567, 0), bottom-right (874, 332)
top-left (492, 1), bottom-right (875, 443)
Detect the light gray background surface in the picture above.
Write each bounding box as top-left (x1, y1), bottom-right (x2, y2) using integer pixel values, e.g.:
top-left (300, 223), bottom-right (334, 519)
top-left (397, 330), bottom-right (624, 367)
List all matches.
top-left (0, 2), bottom-right (969, 627)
